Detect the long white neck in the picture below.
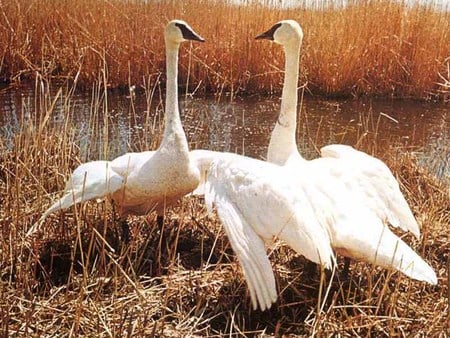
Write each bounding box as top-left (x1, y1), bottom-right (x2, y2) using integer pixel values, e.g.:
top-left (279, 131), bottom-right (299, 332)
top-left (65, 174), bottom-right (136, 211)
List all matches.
top-left (160, 40), bottom-right (189, 153)
top-left (267, 41), bottom-right (306, 165)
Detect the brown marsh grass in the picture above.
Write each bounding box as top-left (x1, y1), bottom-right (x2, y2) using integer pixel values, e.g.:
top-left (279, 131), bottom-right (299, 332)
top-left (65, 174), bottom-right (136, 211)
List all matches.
top-left (0, 77), bottom-right (449, 336)
top-left (0, 0), bottom-right (450, 99)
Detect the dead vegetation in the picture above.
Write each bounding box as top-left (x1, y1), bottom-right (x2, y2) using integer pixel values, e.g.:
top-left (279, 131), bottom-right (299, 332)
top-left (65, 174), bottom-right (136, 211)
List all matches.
top-left (0, 0), bottom-right (449, 99)
top-left (0, 77), bottom-right (448, 336)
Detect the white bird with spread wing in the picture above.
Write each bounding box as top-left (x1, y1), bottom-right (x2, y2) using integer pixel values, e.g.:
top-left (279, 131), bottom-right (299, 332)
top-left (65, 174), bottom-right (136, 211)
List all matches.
top-left (191, 150), bottom-right (335, 310)
top-left (255, 20), bottom-right (437, 284)
top-left (27, 20), bottom-right (205, 238)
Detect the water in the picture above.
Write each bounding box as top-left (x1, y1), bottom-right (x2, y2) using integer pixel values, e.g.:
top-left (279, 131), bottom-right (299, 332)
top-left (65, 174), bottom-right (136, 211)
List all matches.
top-left (0, 86), bottom-right (448, 178)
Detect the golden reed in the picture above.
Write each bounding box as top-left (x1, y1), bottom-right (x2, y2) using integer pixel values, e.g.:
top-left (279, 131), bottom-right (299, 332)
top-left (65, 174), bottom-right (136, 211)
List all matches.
top-left (1, 0), bottom-right (449, 99)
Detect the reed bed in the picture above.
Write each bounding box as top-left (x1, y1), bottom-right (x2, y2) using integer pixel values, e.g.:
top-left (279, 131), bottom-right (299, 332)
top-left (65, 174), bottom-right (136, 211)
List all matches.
top-left (0, 78), bottom-right (449, 336)
top-left (0, 0), bottom-right (450, 99)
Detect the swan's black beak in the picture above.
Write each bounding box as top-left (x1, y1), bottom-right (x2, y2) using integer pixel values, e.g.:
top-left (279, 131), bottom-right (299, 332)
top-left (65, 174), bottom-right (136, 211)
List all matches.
top-left (176, 23), bottom-right (205, 42)
top-left (186, 31), bottom-right (205, 43)
top-left (255, 22), bottom-right (282, 40)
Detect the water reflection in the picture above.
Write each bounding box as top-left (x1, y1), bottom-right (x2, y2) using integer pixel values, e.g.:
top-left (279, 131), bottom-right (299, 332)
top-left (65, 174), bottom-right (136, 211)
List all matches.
top-left (0, 86), bottom-right (448, 178)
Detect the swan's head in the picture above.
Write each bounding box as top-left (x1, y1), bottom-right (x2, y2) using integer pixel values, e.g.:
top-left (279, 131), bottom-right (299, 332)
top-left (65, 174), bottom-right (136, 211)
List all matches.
top-left (255, 20), bottom-right (303, 46)
top-left (165, 20), bottom-right (205, 44)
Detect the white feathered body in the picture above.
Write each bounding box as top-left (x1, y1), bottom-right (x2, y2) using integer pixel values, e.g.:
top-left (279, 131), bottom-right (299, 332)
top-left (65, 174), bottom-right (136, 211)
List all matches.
top-left (110, 144), bottom-right (200, 215)
top-left (200, 150), bottom-right (335, 310)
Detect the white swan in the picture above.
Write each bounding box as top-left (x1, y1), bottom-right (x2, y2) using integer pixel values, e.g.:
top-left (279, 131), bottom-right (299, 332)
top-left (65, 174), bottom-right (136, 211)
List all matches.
top-left (27, 20), bottom-right (205, 237)
top-left (191, 149), bottom-right (335, 310)
top-left (255, 20), bottom-right (437, 284)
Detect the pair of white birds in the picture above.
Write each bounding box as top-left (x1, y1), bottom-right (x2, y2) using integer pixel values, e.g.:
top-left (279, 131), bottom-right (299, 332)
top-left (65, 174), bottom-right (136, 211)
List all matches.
top-left (28, 19), bottom-right (437, 311)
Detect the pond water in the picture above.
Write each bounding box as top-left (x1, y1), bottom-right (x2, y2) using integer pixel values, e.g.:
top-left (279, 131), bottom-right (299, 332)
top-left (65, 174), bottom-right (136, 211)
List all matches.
top-left (0, 85), bottom-right (448, 179)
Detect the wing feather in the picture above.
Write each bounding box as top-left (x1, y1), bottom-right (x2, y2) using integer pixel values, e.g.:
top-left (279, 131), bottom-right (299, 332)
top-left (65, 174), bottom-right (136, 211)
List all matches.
top-left (111, 151), bottom-right (155, 177)
top-left (204, 153), bottom-right (335, 310)
top-left (207, 170), bottom-right (277, 310)
top-left (320, 144), bottom-right (420, 239)
top-left (27, 161), bottom-right (124, 237)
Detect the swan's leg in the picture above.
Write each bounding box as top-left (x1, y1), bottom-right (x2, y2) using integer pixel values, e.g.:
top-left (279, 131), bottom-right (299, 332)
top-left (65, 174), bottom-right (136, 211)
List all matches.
top-left (304, 261), bottom-right (318, 277)
top-left (156, 215), bottom-right (164, 230)
top-left (156, 214), bottom-right (165, 249)
top-left (342, 257), bottom-right (351, 277)
top-left (121, 219), bottom-right (130, 244)
top-left (112, 202), bottom-right (130, 244)
top-left (155, 214), bottom-right (166, 275)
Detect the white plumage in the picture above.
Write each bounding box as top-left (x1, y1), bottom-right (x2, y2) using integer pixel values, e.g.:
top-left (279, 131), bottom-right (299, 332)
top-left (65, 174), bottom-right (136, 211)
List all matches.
top-left (319, 144), bottom-right (420, 237)
top-left (27, 20), bottom-right (205, 236)
top-left (191, 150), bottom-right (335, 310)
top-left (297, 159), bottom-right (437, 284)
top-left (256, 20), bottom-right (436, 284)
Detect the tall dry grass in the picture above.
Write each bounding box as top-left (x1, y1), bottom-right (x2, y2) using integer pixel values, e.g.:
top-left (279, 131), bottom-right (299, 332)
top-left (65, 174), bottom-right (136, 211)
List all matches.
top-left (0, 78), bottom-right (449, 336)
top-left (0, 0), bottom-right (449, 99)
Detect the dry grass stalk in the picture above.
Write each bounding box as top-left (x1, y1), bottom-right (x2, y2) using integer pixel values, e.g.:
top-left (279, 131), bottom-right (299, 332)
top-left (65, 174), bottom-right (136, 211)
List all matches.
top-left (1, 76), bottom-right (449, 336)
top-left (0, 0), bottom-right (449, 99)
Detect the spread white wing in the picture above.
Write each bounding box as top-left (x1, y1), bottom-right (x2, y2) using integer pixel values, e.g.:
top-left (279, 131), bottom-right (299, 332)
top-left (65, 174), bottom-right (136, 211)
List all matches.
top-left (320, 144), bottom-right (420, 238)
top-left (295, 159), bottom-right (437, 285)
top-left (27, 161), bottom-right (124, 236)
top-left (202, 153), bottom-right (335, 310)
